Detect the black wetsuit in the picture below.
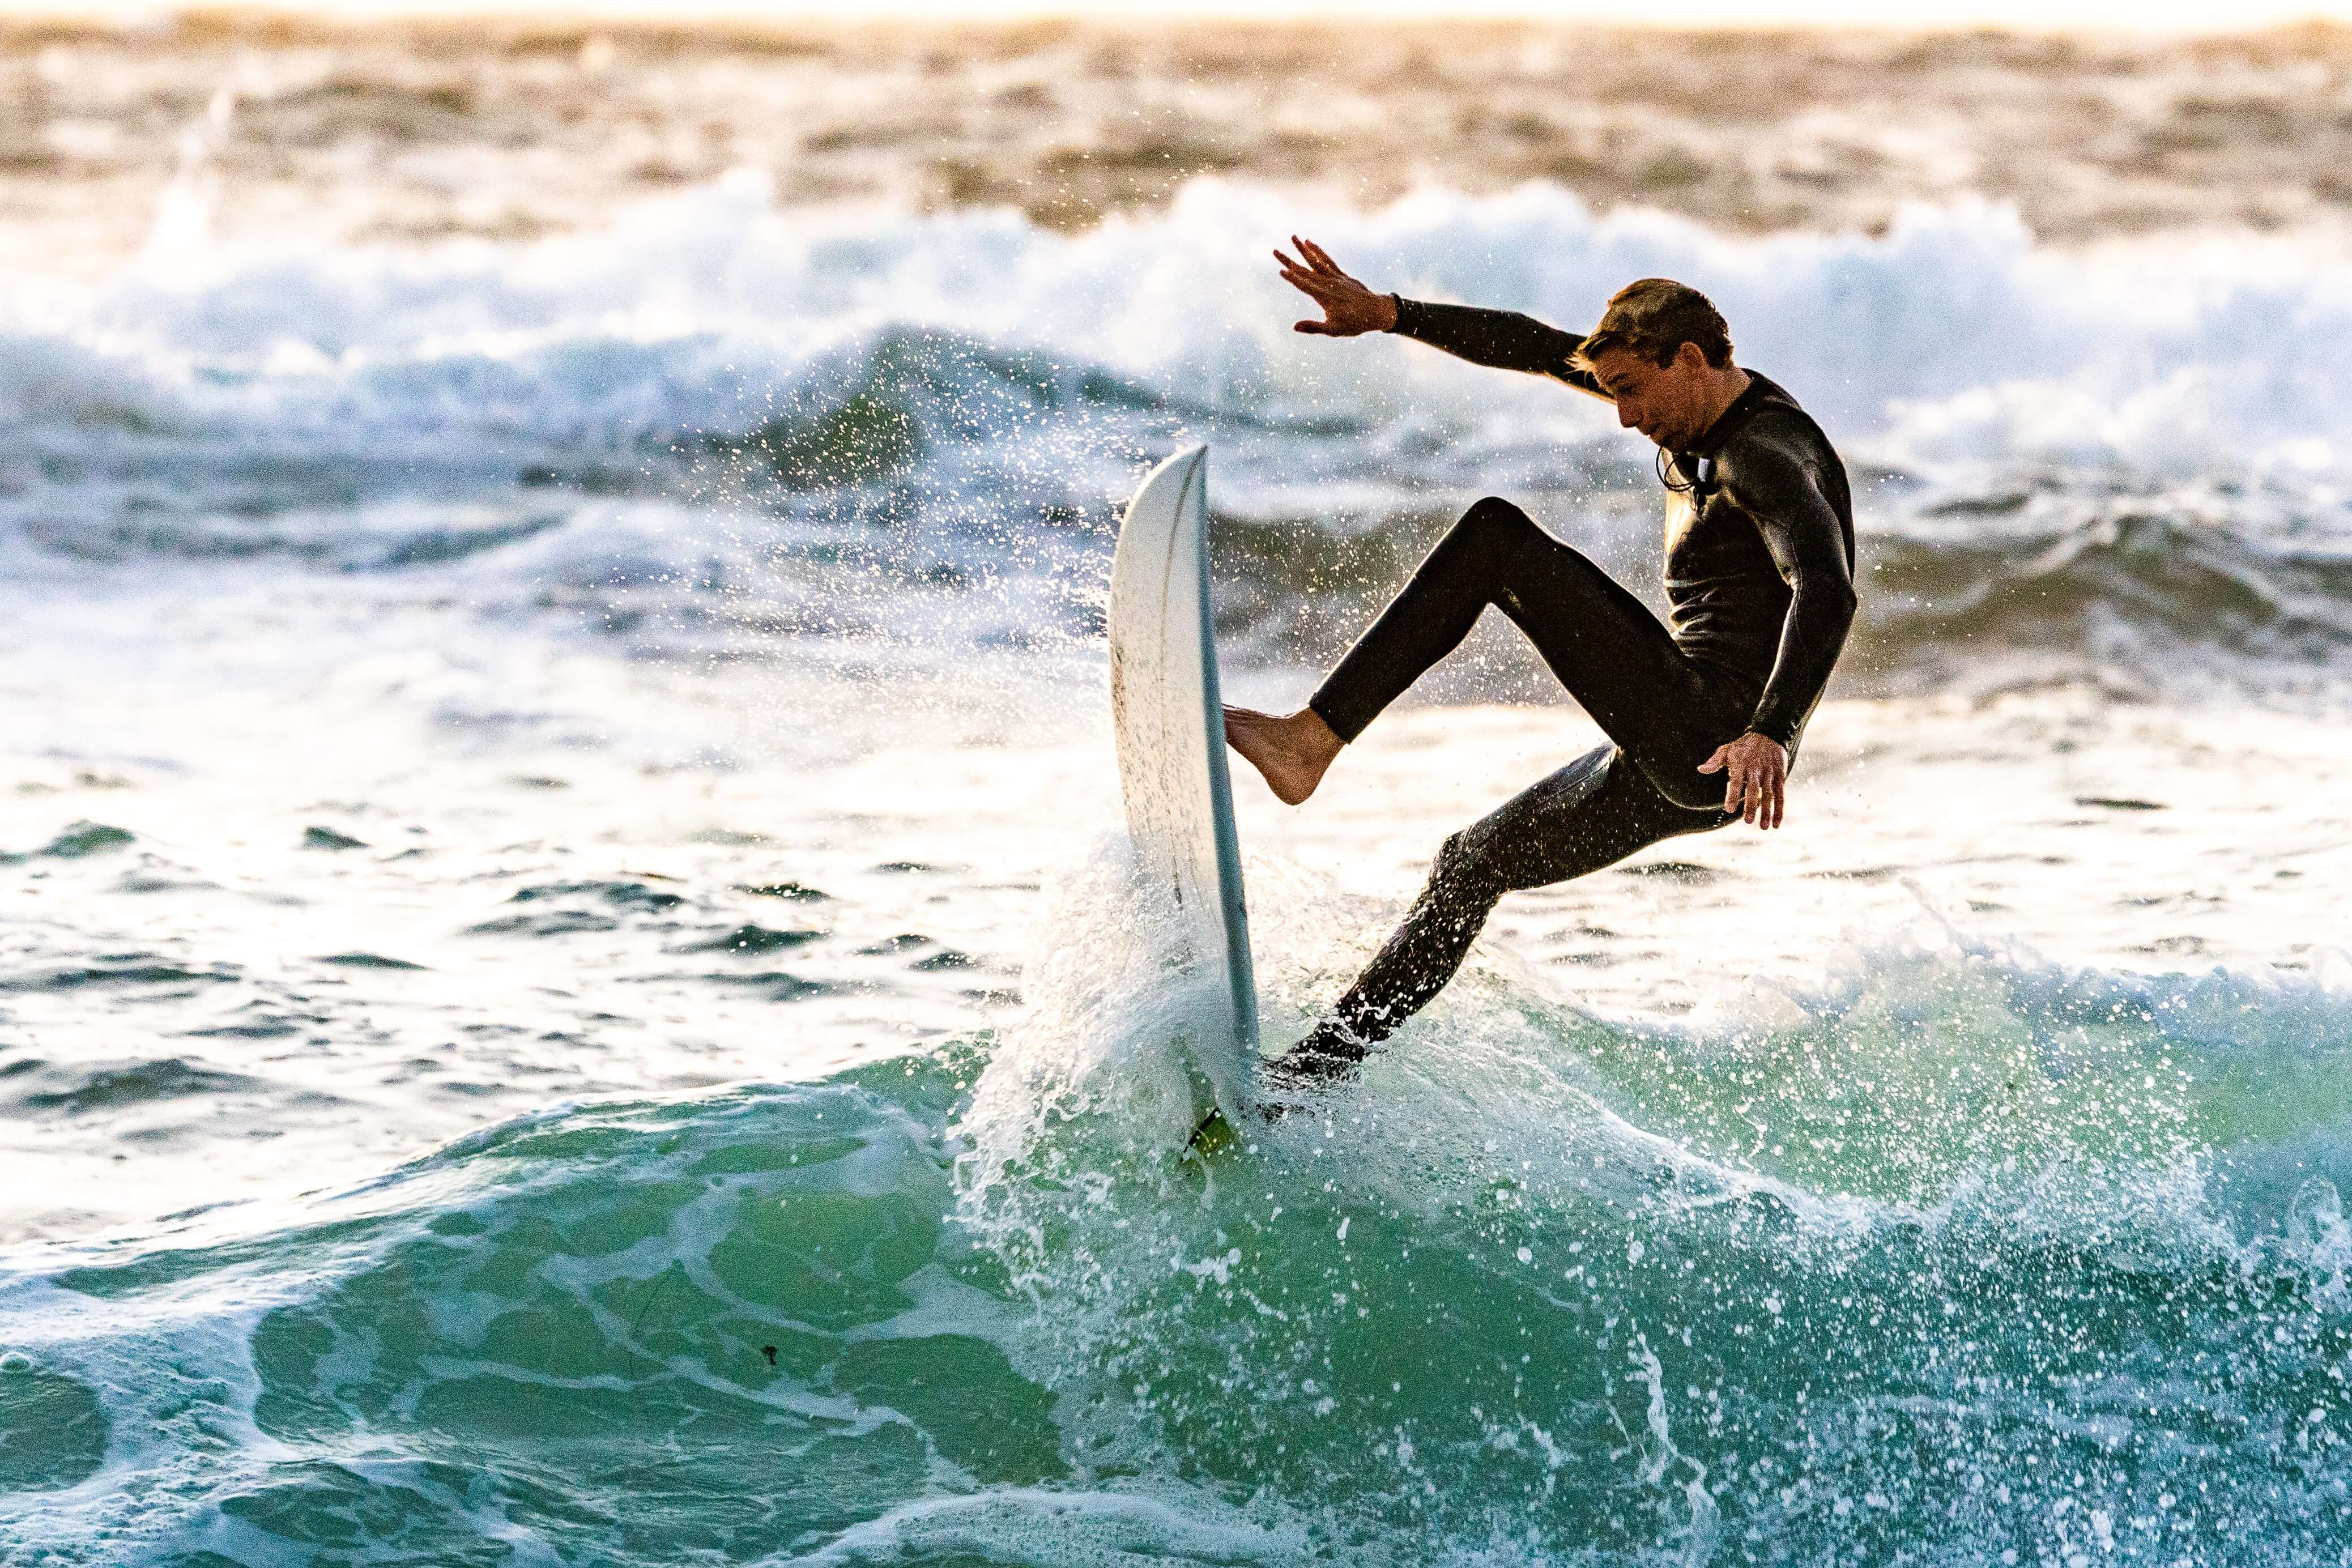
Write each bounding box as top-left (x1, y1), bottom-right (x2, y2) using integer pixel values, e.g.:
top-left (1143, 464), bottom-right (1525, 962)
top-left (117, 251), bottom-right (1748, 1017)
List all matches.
top-left (1275, 296), bottom-right (1857, 1087)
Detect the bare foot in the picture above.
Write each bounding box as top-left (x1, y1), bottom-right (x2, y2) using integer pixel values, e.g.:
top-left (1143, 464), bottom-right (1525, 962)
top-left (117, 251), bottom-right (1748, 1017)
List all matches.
top-left (1223, 706), bottom-right (1343, 805)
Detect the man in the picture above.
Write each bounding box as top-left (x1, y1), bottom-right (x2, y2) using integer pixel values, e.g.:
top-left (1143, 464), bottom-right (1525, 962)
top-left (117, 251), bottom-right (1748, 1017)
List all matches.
top-left (1226, 237), bottom-right (1857, 1093)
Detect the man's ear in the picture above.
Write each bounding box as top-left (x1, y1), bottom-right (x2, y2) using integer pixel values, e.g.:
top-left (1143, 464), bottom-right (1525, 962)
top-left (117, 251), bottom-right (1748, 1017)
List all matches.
top-left (1674, 340), bottom-right (1710, 373)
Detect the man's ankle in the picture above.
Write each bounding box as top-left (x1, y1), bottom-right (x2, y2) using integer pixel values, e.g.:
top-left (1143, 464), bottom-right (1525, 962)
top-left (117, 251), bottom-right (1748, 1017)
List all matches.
top-left (1292, 1018), bottom-right (1369, 1066)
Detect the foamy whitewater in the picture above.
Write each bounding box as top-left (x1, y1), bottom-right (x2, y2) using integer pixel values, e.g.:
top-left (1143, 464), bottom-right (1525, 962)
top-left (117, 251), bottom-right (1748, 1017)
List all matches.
top-left (7, 34), bottom-right (2352, 1565)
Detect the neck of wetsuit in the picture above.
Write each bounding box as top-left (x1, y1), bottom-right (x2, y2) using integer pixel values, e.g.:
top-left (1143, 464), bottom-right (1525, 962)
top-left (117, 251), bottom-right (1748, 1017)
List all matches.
top-left (1666, 372), bottom-right (1781, 495)
top-left (1685, 372), bottom-right (1772, 459)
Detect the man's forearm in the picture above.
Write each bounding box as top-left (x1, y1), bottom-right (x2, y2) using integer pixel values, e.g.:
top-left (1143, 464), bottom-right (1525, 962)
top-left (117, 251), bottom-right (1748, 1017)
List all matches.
top-left (1748, 577), bottom-right (1858, 748)
top-left (1388, 297), bottom-right (1608, 398)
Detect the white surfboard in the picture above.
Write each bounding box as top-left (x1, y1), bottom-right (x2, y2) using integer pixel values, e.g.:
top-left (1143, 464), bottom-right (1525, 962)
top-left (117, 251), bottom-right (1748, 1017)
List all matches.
top-left (1108, 445), bottom-right (1259, 1101)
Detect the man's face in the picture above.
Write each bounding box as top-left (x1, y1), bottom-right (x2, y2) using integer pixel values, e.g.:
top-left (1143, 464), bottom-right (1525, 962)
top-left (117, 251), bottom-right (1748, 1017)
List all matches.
top-left (1587, 343), bottom-right (1712, 451)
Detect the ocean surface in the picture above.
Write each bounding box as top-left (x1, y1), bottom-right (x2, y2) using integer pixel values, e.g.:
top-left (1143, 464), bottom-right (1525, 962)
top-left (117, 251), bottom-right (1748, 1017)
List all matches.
top-left (7, 18), bottom-right (2352, 1565)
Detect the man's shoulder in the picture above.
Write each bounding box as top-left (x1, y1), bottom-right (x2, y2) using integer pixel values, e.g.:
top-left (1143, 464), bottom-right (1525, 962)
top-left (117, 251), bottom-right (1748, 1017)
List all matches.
top-left (1725, 377), bottom-right (1839, 467)
top-left (1712, 389), bottom-right (1851, 527)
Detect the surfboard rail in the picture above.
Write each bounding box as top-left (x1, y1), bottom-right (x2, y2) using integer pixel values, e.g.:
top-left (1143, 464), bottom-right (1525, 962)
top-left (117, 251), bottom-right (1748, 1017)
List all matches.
top-left (1107, 445), bottom-right (1259, 1096)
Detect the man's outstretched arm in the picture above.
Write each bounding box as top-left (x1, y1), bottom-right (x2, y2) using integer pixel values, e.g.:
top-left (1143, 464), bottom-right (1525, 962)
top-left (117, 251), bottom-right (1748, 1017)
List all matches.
top-left (1386, 299), bottom-right (1609, 401)
top-left (1275, 237), bottom-right (1608, 400)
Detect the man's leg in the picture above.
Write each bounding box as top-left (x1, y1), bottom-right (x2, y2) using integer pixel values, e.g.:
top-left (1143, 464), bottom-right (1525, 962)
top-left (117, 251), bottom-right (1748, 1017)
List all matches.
top-left (1305, 496), bottom-right (1753, 809)
top-left (1268, 745), bottom-right (1731, 1089)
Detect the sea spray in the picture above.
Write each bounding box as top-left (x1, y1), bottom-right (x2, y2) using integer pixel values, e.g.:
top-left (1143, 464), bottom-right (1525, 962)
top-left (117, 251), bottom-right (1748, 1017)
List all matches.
top-left (5, 881), bottom-right (2352, 1560)
top-left (939, 834), bottom-right (2352, 1560)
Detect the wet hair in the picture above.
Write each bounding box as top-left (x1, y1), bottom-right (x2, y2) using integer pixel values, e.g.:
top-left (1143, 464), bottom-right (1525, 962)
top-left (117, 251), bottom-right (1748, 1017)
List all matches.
top-left (1571, 278), bottom-right (1733, 372)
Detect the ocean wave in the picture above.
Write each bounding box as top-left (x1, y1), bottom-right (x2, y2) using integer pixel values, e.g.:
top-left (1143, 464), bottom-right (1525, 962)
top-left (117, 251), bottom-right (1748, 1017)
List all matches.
top-left (8, 874), bottom-right (2352, 1562)
top-left (10, 180), bottom-right (2352, 475)
top-left (1856, 506), bottom-right (2352, 693)
top-left (10, 178), bottom-right (2352, 697)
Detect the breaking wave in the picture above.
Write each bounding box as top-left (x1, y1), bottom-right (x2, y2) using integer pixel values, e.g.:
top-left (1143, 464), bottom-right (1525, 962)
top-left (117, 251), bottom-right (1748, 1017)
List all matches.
top-left (8, 841), bottom-right (2352, 1563)
top-left (8, 176), bottom-right (2352, 696)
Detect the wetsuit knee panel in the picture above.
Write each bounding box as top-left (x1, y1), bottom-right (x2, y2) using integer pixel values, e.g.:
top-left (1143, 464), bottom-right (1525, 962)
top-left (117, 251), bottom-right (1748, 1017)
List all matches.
top-left (1456, 495), bottom-right (1535, 544)
top-left (1435, 497), bottom-right (1550, 600)
top-left (1429, 825), bottom-right (1510, 905)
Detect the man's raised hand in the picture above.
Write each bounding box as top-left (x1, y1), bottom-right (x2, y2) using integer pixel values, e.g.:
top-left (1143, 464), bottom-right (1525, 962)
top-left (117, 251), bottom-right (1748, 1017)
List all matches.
top-left (1275, 236), bottom-right (1399, 337)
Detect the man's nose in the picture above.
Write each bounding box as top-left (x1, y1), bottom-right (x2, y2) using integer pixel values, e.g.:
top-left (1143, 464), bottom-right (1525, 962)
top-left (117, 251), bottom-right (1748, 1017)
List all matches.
top-left (1617, 402), bottom-right (1640, 429)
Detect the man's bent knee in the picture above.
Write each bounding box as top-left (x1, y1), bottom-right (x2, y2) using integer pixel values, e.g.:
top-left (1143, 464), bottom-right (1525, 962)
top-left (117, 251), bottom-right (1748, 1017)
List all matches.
top-left (1428, 826), bottom-right (1509, 909)
top-left (1458, 495), bottom-right (1534, 539)
top-left (1454, 495), bottom-right (1601, 585)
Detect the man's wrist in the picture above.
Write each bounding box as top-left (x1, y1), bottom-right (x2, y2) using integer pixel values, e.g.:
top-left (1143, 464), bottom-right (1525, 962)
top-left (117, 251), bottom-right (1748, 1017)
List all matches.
top-left (1380, 293), bottom-right (1405, 333)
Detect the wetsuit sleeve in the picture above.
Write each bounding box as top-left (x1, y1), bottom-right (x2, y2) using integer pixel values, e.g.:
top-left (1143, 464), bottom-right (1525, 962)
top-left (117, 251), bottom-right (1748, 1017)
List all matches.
top-left (1718, 437), bottom-right (1859, 749)
top-left (1388, 296), bottom-right (1610, 400)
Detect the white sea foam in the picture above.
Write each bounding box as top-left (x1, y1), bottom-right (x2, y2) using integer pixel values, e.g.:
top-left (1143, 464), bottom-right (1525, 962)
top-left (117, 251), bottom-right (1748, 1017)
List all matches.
top-left (8, 177), bottom-right (2352, 493)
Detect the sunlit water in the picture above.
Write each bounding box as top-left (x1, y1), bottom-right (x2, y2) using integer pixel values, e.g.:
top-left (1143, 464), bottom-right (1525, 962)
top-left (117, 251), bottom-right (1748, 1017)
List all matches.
top-left (8, 27), bottom-right (2352, 1565)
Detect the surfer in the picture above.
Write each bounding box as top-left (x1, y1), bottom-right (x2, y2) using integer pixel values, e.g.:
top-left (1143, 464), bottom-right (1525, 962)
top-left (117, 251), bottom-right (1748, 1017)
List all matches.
top-left (1228, 237), bottom-right (1856, 1094)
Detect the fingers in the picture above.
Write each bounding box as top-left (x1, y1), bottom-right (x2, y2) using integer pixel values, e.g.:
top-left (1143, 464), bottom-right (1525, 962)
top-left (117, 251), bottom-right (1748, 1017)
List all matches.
top-left (1723, 758), bottom-right (1744, 816)
top-left (1279, 265), bottom-right (1346, 303)
top-left (1272, 246), bottom-right (1324, 281)
top-left (1279, 237), bottom-right (1354, 297)
top-left (1741, 761), bottom-right (1785, 829)
top-left (1277, 238), bottom-right (1378, 335)
top-left (1292, 235), bottom-right (1344, 277)
top-left (1275, 252), bottom-right (1345, 304)
top-left (1744, 764), bottom-right (1781, 827)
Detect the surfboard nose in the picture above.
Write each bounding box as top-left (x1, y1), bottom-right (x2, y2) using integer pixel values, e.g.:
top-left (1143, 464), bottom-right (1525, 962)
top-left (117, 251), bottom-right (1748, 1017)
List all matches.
top-left (1124, 444), bottom-right (1208, 525)
top-left (1107, 442), bottom-right (1259, 1107)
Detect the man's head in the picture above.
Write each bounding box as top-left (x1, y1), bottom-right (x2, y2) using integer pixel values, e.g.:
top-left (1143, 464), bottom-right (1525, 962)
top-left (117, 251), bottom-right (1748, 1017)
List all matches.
top-left (1572, 278), bottom-right (1742, 451)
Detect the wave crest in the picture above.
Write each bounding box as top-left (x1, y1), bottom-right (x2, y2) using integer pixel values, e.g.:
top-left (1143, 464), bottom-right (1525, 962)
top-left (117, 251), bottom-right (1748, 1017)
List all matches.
top-left (10, 179), bottom-right (2352, 697)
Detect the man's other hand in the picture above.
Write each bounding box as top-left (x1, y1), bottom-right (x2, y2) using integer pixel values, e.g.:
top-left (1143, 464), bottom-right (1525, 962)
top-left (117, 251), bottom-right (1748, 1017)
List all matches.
top-left (1275, 236), bottom-right (1399, 336)
top-left (1699, 732), bottom-right (1789, 829)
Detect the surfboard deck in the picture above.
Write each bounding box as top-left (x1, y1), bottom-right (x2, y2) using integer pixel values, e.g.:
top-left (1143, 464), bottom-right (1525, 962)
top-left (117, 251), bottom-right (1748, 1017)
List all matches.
top-left (1107, 445), bottom-right (1258, 1128)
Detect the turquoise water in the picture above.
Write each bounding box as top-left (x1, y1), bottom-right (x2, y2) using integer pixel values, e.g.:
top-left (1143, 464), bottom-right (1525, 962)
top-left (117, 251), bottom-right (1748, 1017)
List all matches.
top-left (10, 868), bottom-right (2352, 1564)
top-left (12, 29), bottom-right (2352, 1562)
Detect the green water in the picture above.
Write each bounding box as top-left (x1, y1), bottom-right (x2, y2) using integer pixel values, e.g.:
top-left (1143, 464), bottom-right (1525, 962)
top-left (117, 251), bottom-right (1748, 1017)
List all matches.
top-left (10, 910), bottom-right (2352, 1566)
